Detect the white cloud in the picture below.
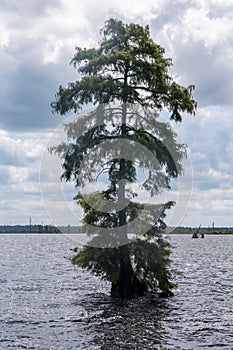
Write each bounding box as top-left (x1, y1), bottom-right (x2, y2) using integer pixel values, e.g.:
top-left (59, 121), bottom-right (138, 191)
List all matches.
top-left (182, 8), bottom-right (233, 50)
top-left (42, 35), bottom-right (64, 65)
top-left (0, 22), bottom-right (9, 47)
top-left (193, 0), bottom-right (233, 11)
top-left (0, 133), bottom-right (45, 165)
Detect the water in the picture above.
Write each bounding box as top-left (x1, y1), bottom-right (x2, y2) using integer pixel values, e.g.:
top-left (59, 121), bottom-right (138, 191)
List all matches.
top-left (0, 234), bottom-right (232, 349)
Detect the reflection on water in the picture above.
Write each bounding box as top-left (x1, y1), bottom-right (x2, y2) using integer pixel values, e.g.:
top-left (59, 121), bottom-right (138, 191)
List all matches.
top-left (92, 294), bottom-right (170, 349)
top-left (0, 234), bottom-right (233, 349)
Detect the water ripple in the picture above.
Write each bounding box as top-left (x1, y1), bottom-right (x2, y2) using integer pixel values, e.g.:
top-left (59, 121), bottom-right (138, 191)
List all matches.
top-left (0, 234), bottom-right (233, 349)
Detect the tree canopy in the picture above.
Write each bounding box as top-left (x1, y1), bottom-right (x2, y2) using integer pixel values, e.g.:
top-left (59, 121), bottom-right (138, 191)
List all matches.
top-left (52, 18), bottom-right (196, 120)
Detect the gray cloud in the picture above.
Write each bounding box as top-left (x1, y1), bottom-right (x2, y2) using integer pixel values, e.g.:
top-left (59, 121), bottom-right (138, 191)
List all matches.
top-left (0, 46), bottom-right (73, 131)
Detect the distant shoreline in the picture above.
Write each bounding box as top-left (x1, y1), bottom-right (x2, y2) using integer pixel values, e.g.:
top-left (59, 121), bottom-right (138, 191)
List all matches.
top-left (0, 225), bottom-right (233, 235)
top-left (0, 224), bottom-right (64, 234)
top-left (168, 227), bottom-right (233, 235)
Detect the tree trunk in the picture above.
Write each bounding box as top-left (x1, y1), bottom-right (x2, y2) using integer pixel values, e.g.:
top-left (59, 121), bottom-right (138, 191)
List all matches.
top-left (111, 101), bottom-right (148, 298)
top-left (110, 101), bottom-right (136, 298)
top-left (111, 244), bottom-right (134, 298)
top-left (111, 243), bottom-right (148, 298)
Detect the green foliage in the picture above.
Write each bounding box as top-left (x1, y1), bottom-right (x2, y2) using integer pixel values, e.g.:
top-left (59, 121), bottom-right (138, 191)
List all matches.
top-left (51, 18), bottom-right (196, 120)
top-left (130, 238), bottom-right (176, 292)
top-left (51, 18), bottom-right (197, 298)
top-left (71, 234), bottom-right (176, 292)
top-left (71, 196), bottom-right (176, 293)
top-left (72, 246), bottom-right (120, 283)
top-left (51, 105), bottom-right (186, 194)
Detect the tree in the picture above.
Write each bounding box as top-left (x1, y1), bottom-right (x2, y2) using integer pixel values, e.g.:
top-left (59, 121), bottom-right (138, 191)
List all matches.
top-left (51, 18), bottom-right (196, 298)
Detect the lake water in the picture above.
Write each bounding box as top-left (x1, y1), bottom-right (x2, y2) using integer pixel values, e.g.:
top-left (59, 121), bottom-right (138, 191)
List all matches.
top-left (0, 234), bottom-right (233, 349)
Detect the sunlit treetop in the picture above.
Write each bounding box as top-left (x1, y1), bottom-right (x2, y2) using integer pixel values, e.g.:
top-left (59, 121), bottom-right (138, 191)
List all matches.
top-left (51, 18), bottom-right (197, 121)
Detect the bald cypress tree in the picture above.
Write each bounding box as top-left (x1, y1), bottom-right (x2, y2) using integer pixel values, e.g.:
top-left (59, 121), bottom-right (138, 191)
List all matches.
top-left (51, 18), bottom-right (196, 298)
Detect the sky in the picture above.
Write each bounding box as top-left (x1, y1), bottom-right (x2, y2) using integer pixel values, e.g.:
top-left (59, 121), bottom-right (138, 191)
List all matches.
top-left (0, 0), bottom-right (233, 228)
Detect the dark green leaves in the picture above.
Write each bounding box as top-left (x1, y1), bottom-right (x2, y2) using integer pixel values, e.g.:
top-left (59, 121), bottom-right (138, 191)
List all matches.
top-left (51, 18), bottom-right (197, 120)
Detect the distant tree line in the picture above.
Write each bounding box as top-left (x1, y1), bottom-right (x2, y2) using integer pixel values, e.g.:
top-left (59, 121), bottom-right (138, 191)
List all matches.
top-left (0, 225), bottom-right (61, 233)
top-left (170, 227), bottom-right (233, 234)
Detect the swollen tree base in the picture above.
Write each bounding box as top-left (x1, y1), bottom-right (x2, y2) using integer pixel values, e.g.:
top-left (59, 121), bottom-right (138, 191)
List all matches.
top-left (110, 275), bottom-right (148, 299)
top-left (111, 278), bottom-right (174, 299)
top-left (109, 243), bottom-right (148, 299)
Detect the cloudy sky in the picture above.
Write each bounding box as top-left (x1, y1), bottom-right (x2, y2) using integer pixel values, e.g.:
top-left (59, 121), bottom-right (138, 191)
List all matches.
top-left (1, 0), bottom-right (233, 228)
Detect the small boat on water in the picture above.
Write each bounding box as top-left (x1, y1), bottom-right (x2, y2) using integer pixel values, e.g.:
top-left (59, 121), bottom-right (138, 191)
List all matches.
top-left (192, 225), bottom-right (204, 238)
